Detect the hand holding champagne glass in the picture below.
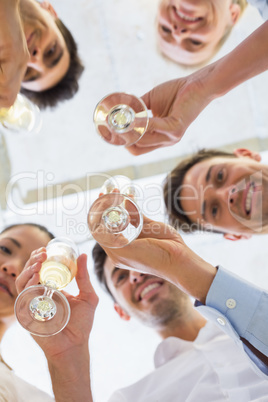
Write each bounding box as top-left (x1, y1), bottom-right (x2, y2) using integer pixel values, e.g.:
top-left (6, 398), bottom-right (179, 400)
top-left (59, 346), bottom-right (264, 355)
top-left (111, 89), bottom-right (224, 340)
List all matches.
top-left (87, 175), bottom-right (143, 248)
top-left (93, 92), bottom-right (150, 147)
top-left (15, 237), bottom-right (78, 337)
top-left (0, 93), bottom-right (42, 133)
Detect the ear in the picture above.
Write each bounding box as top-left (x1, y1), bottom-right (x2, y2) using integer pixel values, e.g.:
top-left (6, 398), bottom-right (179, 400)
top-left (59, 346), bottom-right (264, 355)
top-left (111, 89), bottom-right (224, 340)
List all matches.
top-left (223, 233), bottom-right (252, 241)
top-left (114, 303), bottom-right (131, 321)
top-left (39, 1), bottom-right (58, 18)
top-left (229, 3), bottom-right (241, 25)
top-left (233, 148), bottom-right (261, 162)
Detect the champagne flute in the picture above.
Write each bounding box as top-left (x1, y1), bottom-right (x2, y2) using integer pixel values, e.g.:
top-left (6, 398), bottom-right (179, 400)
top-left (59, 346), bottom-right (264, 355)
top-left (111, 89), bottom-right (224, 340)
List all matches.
top-left (15, 237), bottom-right (78, 337)
top-left (87, 175), bottom-right (143, 248)
top-left (0, 94), bottom-right (42, 133)
top-left (93, 92), bottom-right (150, 147)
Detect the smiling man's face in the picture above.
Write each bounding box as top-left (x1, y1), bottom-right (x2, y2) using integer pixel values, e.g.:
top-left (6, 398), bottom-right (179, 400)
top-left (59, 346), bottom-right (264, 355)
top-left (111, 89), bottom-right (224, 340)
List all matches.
top-left (156, 0), bottom-right (240, 66)
top-left (0, 226), bottom-right (50, 318)
top-left (179, 150), bottom-right (268, 238)
top-left (104, 256), bottom-right (188, 327)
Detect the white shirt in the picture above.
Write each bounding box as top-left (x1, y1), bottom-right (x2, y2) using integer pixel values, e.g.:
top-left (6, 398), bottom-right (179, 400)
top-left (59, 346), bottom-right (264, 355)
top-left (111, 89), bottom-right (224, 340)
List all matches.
top-left (0, 355), bottom-right (53, 402)
top-left (108, 322), bottom-right (268, 402)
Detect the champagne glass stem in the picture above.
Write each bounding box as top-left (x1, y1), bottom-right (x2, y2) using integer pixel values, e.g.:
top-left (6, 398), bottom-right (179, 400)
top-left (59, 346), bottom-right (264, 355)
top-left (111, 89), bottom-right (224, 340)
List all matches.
top-left (43, 285), bottom-right (55, 298)
top-left (29, 285), bottom-right (57, 322)
top-left (102, 204), bottom-right (130, 233)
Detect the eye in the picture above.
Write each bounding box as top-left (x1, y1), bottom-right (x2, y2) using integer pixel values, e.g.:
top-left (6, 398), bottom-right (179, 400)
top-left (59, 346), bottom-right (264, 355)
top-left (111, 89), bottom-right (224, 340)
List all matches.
top-left (24, 67), bottom-right (30, 77)
top-left (23, 67), bottom-right (32, 80)
top-left (0, 246), bottom-right (11, 255)
top-left (46, 43), bottom-right (56, 57)
top-left (161, 25), bottom-right (172, 34)
top-left (217, 169), bottom-right (224, 182)
top-left (211, 205), bottom-right (218, 218)
top-left (116, 271), bottom-right (128, 285)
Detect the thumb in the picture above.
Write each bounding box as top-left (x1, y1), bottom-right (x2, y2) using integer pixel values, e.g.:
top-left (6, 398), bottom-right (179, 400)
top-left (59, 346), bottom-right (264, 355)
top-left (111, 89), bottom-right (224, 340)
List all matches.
top-left (146, 116), bottom-right (183, 138)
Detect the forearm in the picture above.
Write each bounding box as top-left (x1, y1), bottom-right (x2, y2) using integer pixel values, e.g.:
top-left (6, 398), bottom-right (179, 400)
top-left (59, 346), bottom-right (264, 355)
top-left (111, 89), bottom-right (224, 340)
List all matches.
top-left (168, 247), bottom-right (217, 305)
top-left (201, 21), bottom-right (268, 100)
top-left (47, 346), bottom-right (93, 402)
top-left (0, 0), bottom-right (20, 35)
top-left (0, 0), bottom-right (25, 106)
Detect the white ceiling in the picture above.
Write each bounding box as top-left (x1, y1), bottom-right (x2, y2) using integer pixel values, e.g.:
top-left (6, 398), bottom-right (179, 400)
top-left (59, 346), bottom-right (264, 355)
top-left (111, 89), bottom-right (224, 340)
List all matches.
top-left (1, 2), bottom-right (268, 401)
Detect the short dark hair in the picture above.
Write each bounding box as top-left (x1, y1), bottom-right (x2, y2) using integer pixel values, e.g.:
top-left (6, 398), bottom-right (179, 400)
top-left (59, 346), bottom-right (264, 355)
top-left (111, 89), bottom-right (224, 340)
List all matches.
top-left (163, 149), bottom-right (237, 233)
top-left (92, 242), bottom-right (115, 301)
top-left (1, 223), bottom-right (54, 240)
top-left (20, 19), bottom-right (84, 109)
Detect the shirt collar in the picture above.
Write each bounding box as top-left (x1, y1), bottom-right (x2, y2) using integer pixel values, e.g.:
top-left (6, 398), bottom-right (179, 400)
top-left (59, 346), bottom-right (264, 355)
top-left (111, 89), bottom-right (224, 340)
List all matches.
top-left (154, 321), bottom-right (224, 368)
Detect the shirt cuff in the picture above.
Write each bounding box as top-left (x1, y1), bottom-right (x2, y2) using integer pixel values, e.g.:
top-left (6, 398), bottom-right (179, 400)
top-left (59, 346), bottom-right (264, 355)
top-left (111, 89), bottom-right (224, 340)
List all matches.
top-left (203, 266), bottom-right (268, 357)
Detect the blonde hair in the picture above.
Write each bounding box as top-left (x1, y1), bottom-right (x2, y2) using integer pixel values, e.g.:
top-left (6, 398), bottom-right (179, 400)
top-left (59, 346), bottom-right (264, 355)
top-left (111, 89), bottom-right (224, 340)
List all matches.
top-left (235, 0), bottom-right (248, 13)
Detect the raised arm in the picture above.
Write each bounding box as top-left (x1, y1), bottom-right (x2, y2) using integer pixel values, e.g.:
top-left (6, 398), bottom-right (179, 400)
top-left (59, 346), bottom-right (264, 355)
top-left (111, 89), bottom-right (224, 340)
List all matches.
top-left (100, 216), bottom-right (268, 374)
top-left (0, 0), bottom-right (29, 107)
top-left (16, 250), bottom-right (98, 402)
top-left (127, 20), bottom-right (268, 155)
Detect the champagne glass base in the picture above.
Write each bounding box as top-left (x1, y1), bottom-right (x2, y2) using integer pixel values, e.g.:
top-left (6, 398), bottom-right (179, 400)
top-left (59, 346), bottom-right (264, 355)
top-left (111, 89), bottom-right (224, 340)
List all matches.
top-left (94, 92), bottom-right (149, 147)
top-left (29, 295), bottom-right (57, 321)
top-left (87, 193), bottom-right (143, 248)
top-left (15, 285), bottom-right (70, 337)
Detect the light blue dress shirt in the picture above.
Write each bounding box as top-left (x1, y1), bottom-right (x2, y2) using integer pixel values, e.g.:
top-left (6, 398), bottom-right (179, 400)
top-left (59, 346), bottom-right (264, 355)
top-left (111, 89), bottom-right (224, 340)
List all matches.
top-left (195, 266), bottom-right (268, 377)
top-left (248, 0), bottom-right (268, 20)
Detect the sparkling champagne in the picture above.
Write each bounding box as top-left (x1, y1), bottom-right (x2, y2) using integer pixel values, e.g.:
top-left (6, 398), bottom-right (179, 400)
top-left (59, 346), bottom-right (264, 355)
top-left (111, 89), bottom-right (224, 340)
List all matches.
top-left (15, 237), bottom-right (78, 337)
top-left (40, 259), bottom-right (77, 290)
top-left (0, 94), bottom-right (41, 132)
top-left (0, 108), bottom-right (9, 119)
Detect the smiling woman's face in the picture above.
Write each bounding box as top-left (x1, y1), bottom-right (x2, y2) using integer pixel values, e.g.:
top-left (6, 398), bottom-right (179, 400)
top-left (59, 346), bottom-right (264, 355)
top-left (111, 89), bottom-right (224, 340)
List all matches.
top-left (0, 226), bottom-right (50, 318)
top-left (157, 0), bottom-right (240, 66)
top-left (20, 1), bottom-right (70, 92)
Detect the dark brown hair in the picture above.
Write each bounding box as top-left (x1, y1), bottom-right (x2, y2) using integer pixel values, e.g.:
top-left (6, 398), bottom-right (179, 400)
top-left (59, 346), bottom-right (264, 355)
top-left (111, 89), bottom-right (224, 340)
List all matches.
top-left (20, 19), bottom-right (84, 109)
top-left (92, 242), bottom-right (115, 301)
top-left (163, 149), bottom-right (237, 233)
top-left (1, 223), bottom-right (54, 240)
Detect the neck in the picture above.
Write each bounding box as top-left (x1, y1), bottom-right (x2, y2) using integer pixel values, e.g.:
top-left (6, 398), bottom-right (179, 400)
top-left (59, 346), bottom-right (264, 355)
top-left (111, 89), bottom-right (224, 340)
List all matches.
top-left (157, 308), bottom-right (207, 341)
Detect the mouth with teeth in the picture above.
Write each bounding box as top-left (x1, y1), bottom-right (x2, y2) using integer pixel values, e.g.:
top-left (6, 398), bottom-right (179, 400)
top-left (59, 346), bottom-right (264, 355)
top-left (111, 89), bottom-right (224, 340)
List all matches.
top-left (137, 281), bottom-right (163, 302)
top-left (172, 7), bottom-right (202, 23)
top-left (244, 182), bottom-right (255, 216)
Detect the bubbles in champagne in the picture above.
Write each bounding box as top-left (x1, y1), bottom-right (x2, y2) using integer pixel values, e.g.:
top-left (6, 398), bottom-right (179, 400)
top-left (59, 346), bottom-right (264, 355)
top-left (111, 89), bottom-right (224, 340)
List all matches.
top-left (40, 261), bottom-right (75, 290)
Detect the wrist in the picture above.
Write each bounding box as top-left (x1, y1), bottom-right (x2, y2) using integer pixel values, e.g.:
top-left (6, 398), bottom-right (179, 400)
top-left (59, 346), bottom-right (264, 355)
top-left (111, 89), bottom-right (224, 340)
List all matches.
top-left (47, 345), bottom-right (92, 402)
top-left (46, 344), bottom-right (90, 380)
top-left (171, 246), bottom-right (217, 304)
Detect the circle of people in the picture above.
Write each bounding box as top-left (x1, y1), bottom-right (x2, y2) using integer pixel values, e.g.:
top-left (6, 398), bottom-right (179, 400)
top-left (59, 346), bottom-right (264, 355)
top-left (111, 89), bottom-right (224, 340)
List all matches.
top-left (1, 0), bottom-right (268, 401)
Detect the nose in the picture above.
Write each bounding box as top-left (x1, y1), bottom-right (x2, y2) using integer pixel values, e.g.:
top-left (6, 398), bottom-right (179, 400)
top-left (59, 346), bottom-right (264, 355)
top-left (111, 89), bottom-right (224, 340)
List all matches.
top-left (0, 261), bottom-right (20, 279)
top-left (174, 26), bottom-right (188, 34)
top-left (214, 185), bottom-right (237, 205)
top-left (228, 186), bottom-right (238, 205)
top-left (129, 271), bottom-right (145, 284)
top-left (170, 15), bottom-right (190, 36)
